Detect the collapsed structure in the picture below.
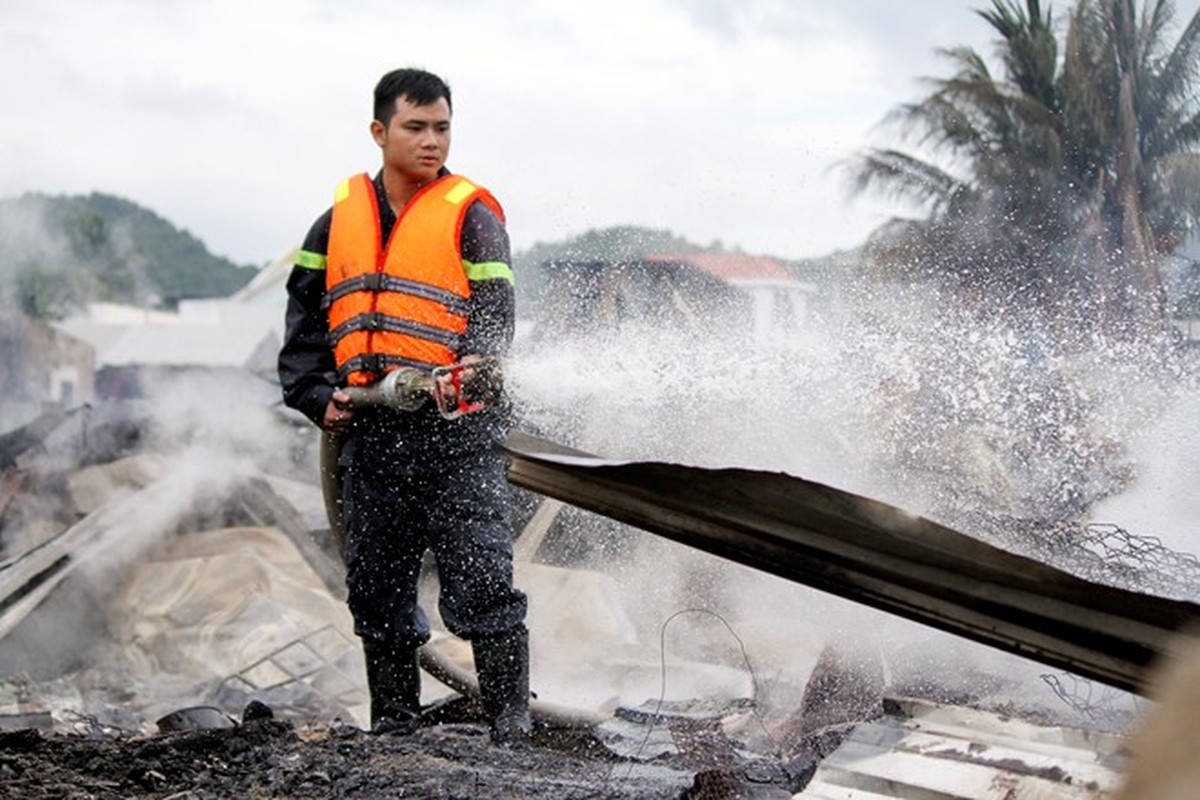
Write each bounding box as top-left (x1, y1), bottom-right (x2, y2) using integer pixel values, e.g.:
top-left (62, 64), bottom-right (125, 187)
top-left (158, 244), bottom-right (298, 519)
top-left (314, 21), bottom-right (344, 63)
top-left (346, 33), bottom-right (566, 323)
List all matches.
top-left (1, 254), bottom-right (1198, 797)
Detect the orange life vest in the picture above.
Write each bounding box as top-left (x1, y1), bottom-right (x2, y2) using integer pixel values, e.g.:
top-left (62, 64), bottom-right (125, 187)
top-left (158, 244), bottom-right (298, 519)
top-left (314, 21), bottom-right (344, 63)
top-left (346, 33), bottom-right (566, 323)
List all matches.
top-left (325, 172), bottom-right (504, 386)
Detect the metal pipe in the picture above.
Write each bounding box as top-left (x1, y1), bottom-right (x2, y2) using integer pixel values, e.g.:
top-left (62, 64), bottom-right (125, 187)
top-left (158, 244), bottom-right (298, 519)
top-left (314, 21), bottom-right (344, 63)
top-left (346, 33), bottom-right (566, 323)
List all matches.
top-left (341, 368), bottom-right (431, 412)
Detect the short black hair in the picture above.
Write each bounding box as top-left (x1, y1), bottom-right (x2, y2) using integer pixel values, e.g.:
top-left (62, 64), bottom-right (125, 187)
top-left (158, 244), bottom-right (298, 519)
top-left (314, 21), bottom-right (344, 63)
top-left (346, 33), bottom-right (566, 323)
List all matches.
top-left (373, 68), bottom-right (452, 124)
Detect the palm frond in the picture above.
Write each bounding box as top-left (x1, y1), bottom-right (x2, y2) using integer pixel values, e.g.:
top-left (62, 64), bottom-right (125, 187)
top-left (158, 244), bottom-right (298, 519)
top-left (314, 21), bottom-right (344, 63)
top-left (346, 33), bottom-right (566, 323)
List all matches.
top-left (1155, 5), bottom-right (1200, 103)
top-left (845, 148), bottom-right (972, 216)
top-left (980, 0), bottom-right (1061, 109)
top-left (851, 0), bottom-right (1200, 328)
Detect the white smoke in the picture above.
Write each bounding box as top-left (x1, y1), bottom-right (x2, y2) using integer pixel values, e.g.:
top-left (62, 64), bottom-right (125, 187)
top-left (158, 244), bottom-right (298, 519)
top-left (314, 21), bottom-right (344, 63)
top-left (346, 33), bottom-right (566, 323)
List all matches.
top-left (1089, 376), bottom-right (1200, 554)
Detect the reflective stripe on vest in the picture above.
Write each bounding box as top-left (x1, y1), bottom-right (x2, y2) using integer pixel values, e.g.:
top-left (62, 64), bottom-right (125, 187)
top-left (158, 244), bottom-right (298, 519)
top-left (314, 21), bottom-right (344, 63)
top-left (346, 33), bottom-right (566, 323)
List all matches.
top-left (325, 172), bottom-right (504, 386)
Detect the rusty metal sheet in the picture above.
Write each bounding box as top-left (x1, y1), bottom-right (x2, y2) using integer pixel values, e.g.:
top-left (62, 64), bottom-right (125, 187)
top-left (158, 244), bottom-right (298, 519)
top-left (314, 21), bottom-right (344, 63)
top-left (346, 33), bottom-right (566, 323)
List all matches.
top-left (502, 430), bottom-right (1200, 694)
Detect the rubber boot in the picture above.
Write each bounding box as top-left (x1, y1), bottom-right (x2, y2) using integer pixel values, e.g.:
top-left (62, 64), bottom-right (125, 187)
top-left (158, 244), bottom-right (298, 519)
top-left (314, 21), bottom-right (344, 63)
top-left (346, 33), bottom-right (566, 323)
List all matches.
top-left (363, 640), bottom-right (422, 735)
top-left (473, 626), bottom-right (532, 747)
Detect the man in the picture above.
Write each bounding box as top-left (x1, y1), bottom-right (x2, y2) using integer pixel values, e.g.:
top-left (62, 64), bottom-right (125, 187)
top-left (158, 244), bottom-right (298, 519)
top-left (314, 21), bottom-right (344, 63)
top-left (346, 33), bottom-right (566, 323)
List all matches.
top-left (278, 68), bottom-right (530, 745)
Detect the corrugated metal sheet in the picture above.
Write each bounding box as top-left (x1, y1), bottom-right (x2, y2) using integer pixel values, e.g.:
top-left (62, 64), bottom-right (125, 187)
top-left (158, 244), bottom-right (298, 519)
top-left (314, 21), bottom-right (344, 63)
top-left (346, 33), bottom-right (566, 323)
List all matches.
top-left (798, 697), bottom-right (1125, 799)
top-left (503, 430), bottom-right (1200, 694)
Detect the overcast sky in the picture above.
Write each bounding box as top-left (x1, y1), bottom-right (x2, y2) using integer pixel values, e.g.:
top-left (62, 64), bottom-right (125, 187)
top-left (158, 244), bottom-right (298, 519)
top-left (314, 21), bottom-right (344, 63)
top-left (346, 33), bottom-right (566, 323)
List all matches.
top-left (4, 0), bottom-right (1199, 267)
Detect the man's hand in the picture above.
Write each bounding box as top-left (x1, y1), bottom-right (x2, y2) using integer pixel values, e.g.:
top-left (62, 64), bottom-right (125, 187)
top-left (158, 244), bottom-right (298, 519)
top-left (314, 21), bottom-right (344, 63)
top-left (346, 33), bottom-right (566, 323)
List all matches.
top-left (323, 390), bottom-right (354, 435)
top-left (431, 355), bottom-right (504, 419)
top-left (433, 354), bottom-right (483, 408)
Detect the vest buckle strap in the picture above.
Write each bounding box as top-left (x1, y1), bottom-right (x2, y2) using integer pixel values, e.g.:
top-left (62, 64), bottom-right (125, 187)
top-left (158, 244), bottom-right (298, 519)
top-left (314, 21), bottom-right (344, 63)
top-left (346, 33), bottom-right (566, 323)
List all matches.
top-left (327, 312), bottom-right (379, 343)
top-left (320, 275), bottom-right (364, 310)
top-left (338, 353), bottom-right (440, 383)
top-left (330, 311), bottom-right (463, 351)
top-left (323, 273), bottom-right (470, 316)
top-left (358, 353), bottom-right (387, 377)
top-left (374, 275), bottom-right (470, 316)
top-left (338, 352), bottom-right (387, 381)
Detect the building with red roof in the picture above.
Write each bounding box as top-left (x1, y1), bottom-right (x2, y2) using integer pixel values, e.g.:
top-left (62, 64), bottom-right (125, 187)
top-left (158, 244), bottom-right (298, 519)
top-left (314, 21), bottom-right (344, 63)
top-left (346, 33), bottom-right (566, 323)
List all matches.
top-left (646, 252), bottom-right (815, 343)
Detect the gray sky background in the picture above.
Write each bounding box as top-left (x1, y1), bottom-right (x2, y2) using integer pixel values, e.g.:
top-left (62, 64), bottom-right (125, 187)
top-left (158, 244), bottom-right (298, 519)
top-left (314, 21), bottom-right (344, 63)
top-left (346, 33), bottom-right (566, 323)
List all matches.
top-left (3, 0), bottom-right (1199, 266)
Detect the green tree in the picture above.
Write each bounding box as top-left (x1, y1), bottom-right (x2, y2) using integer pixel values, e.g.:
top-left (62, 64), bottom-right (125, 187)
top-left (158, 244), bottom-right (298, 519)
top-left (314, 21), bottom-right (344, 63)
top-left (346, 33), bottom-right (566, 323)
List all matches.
top-left (0, 191), bottom-right (257, 316)
top-left (15, 264), bottom-right (87, 320)
top-left (848, 0), bottom-right (1200, 340)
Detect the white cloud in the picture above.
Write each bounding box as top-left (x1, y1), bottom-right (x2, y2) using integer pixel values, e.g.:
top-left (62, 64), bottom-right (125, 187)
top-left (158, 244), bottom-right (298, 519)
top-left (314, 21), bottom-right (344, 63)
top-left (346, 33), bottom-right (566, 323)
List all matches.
top-left (2, 0), bottom-right (1198, 265)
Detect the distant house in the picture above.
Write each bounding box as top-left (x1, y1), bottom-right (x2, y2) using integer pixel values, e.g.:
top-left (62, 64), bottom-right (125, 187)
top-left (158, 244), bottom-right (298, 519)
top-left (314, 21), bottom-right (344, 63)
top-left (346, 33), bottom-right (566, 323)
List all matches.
top-left (646, 252), bottom-right (816, 343)
top-left (52, 247), bottom-right (296, 400)
top-left (0, 312), bottom-right (94, 432)
top-left (530, 253), bottom-right (816, 346)
top-left (529, 258), bottom-right (747, 346)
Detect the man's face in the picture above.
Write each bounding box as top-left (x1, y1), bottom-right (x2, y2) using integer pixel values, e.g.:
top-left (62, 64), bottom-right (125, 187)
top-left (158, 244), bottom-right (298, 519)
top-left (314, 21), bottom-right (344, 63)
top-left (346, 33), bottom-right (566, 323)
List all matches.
top-left (371, 96), bottom-right (451, 185)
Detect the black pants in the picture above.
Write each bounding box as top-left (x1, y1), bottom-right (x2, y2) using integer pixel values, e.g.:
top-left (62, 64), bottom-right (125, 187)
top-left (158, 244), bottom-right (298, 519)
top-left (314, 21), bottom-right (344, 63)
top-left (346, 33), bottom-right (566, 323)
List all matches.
top-left (340, 409), bottom-right (527, 650)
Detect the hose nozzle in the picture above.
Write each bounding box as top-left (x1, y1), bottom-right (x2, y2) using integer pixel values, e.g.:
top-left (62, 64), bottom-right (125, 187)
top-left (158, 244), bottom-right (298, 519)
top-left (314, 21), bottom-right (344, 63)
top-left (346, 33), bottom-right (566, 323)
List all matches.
top-left (343, 367), bottom-right (432, 411)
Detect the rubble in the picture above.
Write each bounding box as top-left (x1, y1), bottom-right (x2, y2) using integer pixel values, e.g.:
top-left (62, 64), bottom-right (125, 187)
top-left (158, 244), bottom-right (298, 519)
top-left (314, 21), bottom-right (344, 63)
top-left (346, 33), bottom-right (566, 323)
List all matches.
top-left (0, 715), bottom-right (780, 800)
top-left (0, 399), bottom-right (812, 796)
top-left (0, 383), bottom-right (1177, 797)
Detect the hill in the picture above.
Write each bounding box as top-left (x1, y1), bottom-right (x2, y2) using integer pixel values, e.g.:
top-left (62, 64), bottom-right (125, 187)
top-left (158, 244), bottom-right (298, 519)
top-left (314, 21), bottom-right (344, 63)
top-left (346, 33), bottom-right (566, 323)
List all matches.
top-left (0, 192), bottom-right (257, 319)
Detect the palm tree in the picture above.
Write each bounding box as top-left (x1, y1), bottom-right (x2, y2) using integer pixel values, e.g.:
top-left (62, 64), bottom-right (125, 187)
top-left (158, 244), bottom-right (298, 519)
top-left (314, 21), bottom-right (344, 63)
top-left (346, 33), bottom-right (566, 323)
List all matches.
top-left (848, 0), bottom-right (1200, 340)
